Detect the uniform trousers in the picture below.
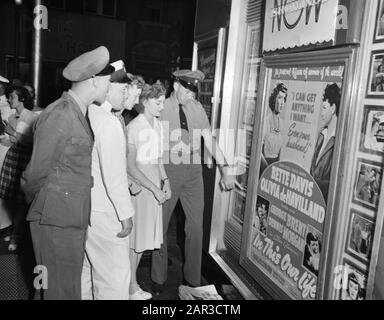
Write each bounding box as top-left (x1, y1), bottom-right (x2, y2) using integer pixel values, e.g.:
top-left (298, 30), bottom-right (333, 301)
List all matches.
top-left (151, 163), bottom-right (204, 287)
top-left (30, 221), bottom-right (87, 300)
top-left (81, 211), bottom-right (131, 300)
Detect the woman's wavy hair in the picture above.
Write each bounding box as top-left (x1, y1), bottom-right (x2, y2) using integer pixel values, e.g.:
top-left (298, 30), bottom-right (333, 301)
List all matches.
top-left (268, 83), bottom-right (288, 112)
top-left (6, 85), bottom-right (33, 110)
top-left (136, 81), bottom-right (166, 113)
top-left (322, 83), bottom-right (341, 116)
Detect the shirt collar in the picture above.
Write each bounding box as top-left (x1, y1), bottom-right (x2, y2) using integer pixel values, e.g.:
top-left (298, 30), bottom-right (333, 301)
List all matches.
top-left (68, 89), bottom-right (87, 116)
top-left (320, 127), bottom-right (328, 137)
top-left (321, 119), bottom-right (337, 140)
top-left (0, 95), bottom-right (7, 103)
top-left (101, 100), bottom-right (113, 113)
top-left (18, 108), bottom-right (29, 119)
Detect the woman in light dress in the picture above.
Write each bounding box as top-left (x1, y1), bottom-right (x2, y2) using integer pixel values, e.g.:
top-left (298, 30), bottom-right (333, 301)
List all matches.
top-left (126, 82), bottom-right (171, 300)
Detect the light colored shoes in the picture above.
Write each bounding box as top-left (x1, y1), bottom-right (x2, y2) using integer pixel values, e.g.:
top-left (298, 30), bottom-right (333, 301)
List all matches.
top-left (130, 287), bottom-right (153, 300)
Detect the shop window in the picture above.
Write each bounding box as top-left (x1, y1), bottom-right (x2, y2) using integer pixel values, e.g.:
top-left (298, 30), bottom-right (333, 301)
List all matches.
top-left (229, 23), bottom-right (261, 227)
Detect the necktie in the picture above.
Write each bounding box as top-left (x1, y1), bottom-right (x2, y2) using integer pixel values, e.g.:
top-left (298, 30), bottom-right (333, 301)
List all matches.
top-left (313, 132), bottom-right (324, 167)
top-left (179, 104), bottom-right (189, 132)
top-left (179, 104), bottom-right (190, 155)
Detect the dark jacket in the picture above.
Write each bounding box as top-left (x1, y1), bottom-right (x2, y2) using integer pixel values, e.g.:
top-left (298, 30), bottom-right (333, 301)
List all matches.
top-left (22, 92), bottom-right (94, 229)
top-left (310, 135), bottom-right (335, 202)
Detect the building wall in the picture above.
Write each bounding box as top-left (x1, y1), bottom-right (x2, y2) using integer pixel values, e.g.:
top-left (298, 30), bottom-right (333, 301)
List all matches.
top-left (0, 0), bottom-right (196, 105)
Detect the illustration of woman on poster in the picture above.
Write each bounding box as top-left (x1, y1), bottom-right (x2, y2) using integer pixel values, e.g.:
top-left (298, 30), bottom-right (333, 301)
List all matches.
top-left (262, 83), bottom-right (288, 165)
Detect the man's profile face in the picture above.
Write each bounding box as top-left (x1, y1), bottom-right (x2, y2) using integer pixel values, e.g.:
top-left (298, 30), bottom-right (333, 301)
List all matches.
top-left (175, 82), bottom-right (195, 105)
top-left (320, 99), bottom-right (335, 130)
top-left (107, 83), bottom-right (126, 110)
top-left (94, 75), bottom-right (111, 104)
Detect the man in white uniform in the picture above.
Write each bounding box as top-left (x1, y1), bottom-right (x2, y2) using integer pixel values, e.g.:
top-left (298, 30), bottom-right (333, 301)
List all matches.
top-left (81, 61), bottom-right (137, 300)
top-left (110, 68), bottom-right (145, 196)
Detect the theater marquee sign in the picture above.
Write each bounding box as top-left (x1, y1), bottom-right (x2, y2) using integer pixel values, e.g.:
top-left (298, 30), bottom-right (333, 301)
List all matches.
top-left (263, 0), bottom-right (340, 52)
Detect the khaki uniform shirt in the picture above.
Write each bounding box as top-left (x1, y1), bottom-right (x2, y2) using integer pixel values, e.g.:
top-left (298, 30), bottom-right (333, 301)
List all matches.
top-left (160, 93), bottom-right (210, 156)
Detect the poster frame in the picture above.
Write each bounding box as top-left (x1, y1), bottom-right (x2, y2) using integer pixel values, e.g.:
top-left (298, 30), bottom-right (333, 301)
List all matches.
top-left (239, 47), bottom-right (356, 300)
top-left (338, 258), bottom-right (368, 300)
top-left (366, 50), bottom-right (384, 99)
top-left (373, 0), bottom-right (384, 44)
top-left (352, 158), bottom-right (383, 211)
top-left (359, 104), bottom-right (384, 156)
top-left (344, 209), bottom-right (375, 265)
top-left (366, 137), bottom-right (384, 300)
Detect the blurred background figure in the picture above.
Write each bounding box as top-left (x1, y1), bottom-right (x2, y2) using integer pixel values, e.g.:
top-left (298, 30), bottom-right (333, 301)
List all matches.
top-left (0, 85), bottom-right (38, 252)
top-left (0, 74), bottom-right (13, 244)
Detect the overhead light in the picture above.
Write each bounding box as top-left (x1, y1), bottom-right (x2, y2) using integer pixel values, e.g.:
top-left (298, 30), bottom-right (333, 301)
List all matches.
top-left (15, 0), bottom-right (23, 5)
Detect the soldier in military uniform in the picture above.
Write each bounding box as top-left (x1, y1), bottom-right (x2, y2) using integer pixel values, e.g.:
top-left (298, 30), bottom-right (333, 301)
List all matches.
top-left (151, 69), bottom-right (240, 292)
top-left (22, 46), bottom-right (114, 300)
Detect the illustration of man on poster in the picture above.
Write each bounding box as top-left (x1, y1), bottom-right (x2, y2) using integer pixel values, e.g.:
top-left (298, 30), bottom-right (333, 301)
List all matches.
top-left (303, 231), bottom-right (321, 277)
top-left (310, 83), bottom-right (341, 201)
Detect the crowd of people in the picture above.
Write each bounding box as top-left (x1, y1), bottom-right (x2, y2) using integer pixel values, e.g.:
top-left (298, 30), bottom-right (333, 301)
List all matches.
top-left (0, 77), bottom-right (41, 252)
top-left (0, 45), bottom-right (239, 300)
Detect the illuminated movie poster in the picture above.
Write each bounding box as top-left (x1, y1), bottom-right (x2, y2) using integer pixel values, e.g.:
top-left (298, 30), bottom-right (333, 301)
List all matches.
top-left (249, 64), bottom-right (344, 299)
